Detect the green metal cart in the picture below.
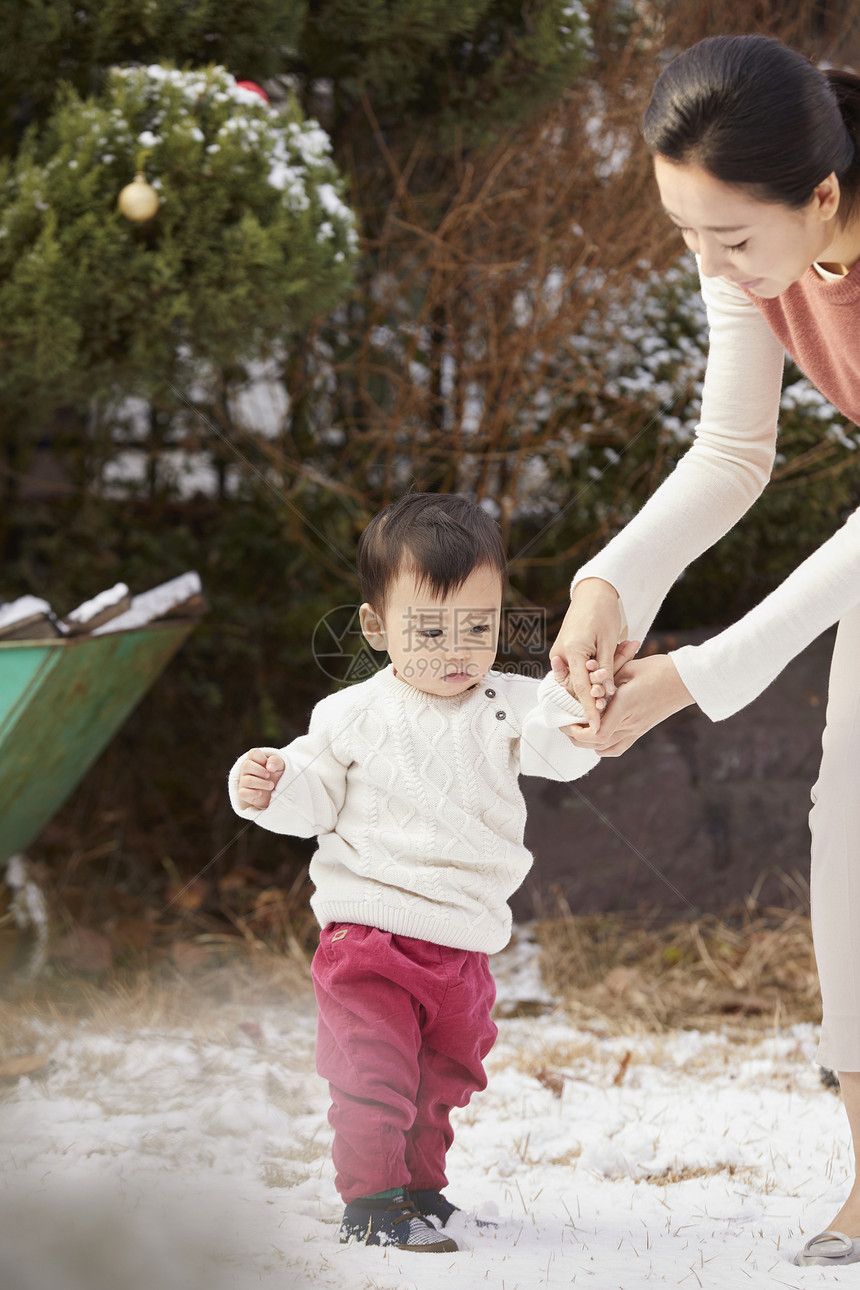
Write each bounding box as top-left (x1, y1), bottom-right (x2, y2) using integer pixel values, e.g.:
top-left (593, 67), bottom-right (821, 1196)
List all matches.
top-left (0, 620), bottom-right (197, 867)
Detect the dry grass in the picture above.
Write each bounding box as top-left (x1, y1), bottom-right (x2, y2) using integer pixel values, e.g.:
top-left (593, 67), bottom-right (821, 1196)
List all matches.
top-left (0, 895), bottom-right (822, 1058)
top-left (0, 938), bottom-right (313, 1058)
top-left (537, 898), bottom-right (820, 1037)
top-left (641, 1162), bottom-right (755, 1186)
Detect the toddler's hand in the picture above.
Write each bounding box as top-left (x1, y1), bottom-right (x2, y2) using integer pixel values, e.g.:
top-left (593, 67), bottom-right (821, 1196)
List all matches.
top-left (237, 748), bottom-right (285, 810)
top-left (553, 639), bottom-right (639, 721)
top-left (584, 658), bottom-right (613, 712)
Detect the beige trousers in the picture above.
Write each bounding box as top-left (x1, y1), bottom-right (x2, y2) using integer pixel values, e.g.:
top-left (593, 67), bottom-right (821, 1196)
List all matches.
top-left (810, 603), bottom-right (860, 1071)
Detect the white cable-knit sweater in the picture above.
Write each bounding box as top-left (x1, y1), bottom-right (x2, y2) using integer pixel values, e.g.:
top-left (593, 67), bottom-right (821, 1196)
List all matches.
top-left (573, 262), bottom-right (860, 720)
top-left (228, 666), bottom-right (597, 954)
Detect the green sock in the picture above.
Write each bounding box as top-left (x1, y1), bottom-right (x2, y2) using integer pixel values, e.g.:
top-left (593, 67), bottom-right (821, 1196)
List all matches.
top-left (361, 1186), bottom-right (405, 1202)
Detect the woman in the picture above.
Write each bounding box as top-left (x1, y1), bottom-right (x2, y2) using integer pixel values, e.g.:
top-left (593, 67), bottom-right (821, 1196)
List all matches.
top-left (552, 34), bottom-right (860, 1269)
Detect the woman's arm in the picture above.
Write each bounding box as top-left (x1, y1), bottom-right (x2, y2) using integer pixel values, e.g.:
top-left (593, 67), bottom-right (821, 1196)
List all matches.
top-left (575, 268), bottom-right (784, 640)
top-left (571, 495), bottom-right (860, 751)
top-left (552, 267), bottom-right (785, 723)
top-left (671, 502), bottom-right (860, 719)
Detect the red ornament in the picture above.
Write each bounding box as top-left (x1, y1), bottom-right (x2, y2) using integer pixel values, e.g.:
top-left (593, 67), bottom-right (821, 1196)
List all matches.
top-left (235, 80), bottom-right (270, 104)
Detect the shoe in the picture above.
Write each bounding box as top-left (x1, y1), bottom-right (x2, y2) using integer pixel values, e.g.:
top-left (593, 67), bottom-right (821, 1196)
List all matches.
top-left (410, 1188), bottom-right (497, 1230)
top-left (409, 1189), bottom-right (460, 1227)
top-left (339, 1192), bottom-right (458, 1252)
top-left (796, 1230), bottom-right (860, 1266)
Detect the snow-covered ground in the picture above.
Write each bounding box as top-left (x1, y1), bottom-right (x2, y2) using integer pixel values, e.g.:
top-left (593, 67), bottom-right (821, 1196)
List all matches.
top-left (0, 929), bottom-right (853, 1290)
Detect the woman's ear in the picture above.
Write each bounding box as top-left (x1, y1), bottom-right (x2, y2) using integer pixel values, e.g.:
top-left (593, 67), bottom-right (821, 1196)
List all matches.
top-left (359, 602), bottom-right (387, 650)
top-left (815, 171), bottom-right (841, 221)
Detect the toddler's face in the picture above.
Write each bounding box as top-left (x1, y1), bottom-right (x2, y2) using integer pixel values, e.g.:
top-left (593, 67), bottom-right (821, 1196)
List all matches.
top-left (361, 565), bottom-right (503, 697)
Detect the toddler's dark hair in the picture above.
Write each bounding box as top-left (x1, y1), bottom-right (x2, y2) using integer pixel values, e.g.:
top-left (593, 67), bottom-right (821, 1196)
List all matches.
top-left (357, 492), bottom-right (507, 613)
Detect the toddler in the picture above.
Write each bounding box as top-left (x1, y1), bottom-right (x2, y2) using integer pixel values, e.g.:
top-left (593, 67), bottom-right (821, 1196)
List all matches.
top-left (228, 493), bottom-right (623, 1253)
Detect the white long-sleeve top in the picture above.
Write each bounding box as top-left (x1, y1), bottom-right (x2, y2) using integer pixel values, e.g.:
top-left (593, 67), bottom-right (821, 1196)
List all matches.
top-left (228, 665), bottom-right (597, 954)
top-left (573, 264), bottom-right (860, 720)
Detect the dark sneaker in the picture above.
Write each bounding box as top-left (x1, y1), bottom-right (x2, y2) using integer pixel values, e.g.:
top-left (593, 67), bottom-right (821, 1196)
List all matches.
top-left (411, 1189), bottom-right (498, 1230)
top-left (409, 1189), bottom-right (460, 1227)
top-left (339, 1193), bottom-right (458, 1252)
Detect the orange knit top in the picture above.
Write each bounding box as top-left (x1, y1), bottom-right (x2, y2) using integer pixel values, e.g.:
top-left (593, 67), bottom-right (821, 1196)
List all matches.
top-left (747, 260), bottom-right (860, 425)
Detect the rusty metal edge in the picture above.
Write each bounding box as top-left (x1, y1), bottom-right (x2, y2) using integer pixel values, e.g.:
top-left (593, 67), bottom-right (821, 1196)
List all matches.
top-left (0, 617), bottom-right (202, 650)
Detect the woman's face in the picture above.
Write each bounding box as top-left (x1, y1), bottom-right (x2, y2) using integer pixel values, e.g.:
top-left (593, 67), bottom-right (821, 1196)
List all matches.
top-left (653, 155), bottom-right (840, 297)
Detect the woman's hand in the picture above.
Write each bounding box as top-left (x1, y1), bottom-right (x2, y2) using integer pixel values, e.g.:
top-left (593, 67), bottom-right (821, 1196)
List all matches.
top-left (549, 578), bottom-right (627, 731)
top-left (562, 654), bottom-right (695, 756)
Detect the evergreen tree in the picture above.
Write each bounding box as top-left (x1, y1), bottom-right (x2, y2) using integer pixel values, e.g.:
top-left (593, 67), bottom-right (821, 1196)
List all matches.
top-left (0, 64), bottom-right (357, 508)
top-left (0, 65), bottom-right (356, 403)
top-left (1, 1), bottom-right (592, 153)
top-left (0, 1), bottom-right (305, 150)
top-left (300, 0), bottom-right (592, 143)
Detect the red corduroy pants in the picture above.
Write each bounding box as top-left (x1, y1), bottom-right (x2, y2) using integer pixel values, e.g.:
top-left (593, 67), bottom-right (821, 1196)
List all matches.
top-left (312, 921), bottom-right (498, 1203)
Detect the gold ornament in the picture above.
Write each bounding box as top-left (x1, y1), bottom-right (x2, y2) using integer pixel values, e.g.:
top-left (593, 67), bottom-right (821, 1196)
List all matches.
top-left (118, 172), bottom-right (159, 222)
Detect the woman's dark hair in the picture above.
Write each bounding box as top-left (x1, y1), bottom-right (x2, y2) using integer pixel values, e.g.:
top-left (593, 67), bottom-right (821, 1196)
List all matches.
top-left (357, 492), bottom-right (507, 613)
top-left (643, 34), bottom-right (860, 221)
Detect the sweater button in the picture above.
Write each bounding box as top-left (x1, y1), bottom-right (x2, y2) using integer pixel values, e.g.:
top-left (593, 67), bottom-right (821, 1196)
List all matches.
top-left (495, 709), bottom-right (506, 721)
top-left (485, 688), bottom-right (496, 698)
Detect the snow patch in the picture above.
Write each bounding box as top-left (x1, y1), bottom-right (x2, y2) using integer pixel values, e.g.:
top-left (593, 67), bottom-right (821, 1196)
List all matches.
top-left (65, 583), bottom-right (130, 626)
top-left (92, 572), bottom-right (202, 635)
top-left (0, 596), bottom-right (52, 629)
